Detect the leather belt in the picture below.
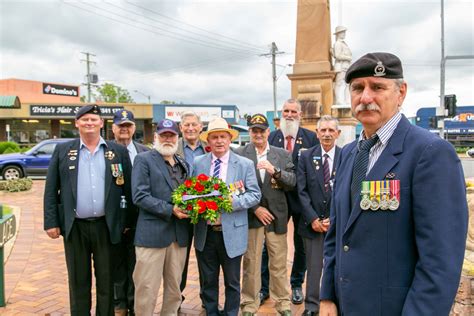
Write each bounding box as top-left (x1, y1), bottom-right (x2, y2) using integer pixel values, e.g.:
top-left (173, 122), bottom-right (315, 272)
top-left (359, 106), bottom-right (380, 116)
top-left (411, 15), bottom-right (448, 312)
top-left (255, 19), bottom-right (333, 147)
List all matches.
top-left (208, 225), bottom-right (223, 232)
top-left (75, 216), bottom-right (105, 222)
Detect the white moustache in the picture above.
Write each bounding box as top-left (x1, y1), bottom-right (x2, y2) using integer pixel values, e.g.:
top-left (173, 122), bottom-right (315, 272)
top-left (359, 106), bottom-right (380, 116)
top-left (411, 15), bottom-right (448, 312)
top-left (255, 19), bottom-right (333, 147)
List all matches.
top-left (354, 103), bottom-right (381, 114)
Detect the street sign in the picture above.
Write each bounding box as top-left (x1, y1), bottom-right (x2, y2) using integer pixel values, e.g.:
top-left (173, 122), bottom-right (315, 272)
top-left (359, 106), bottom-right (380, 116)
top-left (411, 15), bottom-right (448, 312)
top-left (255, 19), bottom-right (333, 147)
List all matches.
top-left (0, 215), bottom-right (16, 248)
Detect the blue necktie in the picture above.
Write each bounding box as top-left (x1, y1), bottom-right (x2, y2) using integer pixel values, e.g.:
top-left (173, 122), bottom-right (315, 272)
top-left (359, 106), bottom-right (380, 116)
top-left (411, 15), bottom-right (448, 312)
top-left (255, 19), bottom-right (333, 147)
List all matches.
top-left (323, 154), bottom-right (331, 192)
top-left (213, 158), bottom-right (222, 178)
top-left (350, 135), bottom-right (379, 206)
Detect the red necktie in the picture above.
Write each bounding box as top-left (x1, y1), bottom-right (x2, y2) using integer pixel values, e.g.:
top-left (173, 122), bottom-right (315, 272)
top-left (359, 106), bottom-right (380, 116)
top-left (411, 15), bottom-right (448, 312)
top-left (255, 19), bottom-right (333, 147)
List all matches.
top-left (286, 135), bottom-right (293, 152)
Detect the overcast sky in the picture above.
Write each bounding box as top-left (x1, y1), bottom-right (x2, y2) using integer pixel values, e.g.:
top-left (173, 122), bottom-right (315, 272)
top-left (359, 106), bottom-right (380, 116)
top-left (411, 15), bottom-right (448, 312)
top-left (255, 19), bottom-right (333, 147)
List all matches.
top-left (1, 0), bottom-right (472, 117)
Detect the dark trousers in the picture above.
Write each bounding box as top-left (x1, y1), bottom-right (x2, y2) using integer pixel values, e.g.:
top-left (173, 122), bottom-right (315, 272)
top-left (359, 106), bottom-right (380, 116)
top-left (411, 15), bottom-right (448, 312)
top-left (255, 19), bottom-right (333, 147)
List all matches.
top-left (112, 229), bottom-right (136, 313)
top-left (261, 212), bottom-right (306, 292)
top-left (64, 218), bottom-right (114, 316)
top-left (303, 234), bottom-right (324, 312)
top-left (196, 229), bottom-right (242, 316)
top-left (180, 221), bottom-right (194, 294)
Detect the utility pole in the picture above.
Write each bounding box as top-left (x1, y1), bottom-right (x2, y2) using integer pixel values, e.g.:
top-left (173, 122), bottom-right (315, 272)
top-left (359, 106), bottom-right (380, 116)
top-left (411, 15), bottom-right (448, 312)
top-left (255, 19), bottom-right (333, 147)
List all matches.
top-left (260, 42), bottom-right (284, 118)
top-left (81, 52), bottom-right (96, 102)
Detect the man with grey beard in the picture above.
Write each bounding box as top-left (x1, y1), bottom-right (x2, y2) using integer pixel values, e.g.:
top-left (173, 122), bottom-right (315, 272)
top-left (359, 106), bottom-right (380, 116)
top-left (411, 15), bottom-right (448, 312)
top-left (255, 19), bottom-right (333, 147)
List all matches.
top-left (265, 99), bottom-right (319, 305)
top-left (131, 119), bottom-right (191, 315)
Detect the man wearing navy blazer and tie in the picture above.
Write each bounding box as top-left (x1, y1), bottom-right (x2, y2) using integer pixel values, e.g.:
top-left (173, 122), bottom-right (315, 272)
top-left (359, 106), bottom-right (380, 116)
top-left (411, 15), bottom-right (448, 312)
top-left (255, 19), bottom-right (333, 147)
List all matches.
top-left (319, 52), bottom-right (468, 316)
top-left (297, 115), bottom-right (341, 316)
top-left (193, 118), bottom-right (261, 316)
top-left (265, 98), bottom-right (319, 304)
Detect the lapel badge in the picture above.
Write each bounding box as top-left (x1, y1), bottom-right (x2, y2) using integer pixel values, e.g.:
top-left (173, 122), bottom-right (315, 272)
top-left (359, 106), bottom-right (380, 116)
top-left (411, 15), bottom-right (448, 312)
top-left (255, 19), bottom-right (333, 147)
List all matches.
top-left (69, 166), bottom-right (75, 170)
top-left (296, 137), bottom-right (303, 145)
top-left (374, 61), bottom-right (386, 77)
top-left (385, 172), bottom-right (396, 179)
top-left (69, 156), bottom-right (77, 161)
top-left (105, 150), bottom-right (115, 160)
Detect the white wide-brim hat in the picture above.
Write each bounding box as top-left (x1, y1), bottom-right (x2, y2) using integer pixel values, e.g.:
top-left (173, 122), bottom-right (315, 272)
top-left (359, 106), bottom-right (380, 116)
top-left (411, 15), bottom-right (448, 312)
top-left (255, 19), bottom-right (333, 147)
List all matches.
top-left (200, 117), bottom-right (239, 142)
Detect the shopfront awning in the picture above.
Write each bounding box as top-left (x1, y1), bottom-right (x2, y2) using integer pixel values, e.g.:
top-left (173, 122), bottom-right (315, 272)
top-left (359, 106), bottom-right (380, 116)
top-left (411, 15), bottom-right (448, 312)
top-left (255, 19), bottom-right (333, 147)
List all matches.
top-left (0, 96), bottom-right (21, 108)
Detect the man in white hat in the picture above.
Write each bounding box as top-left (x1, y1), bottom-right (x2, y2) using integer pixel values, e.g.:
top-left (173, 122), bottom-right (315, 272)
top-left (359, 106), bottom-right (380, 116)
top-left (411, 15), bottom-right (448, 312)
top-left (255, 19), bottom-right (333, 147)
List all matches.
top-left (193, 117), bottom-right (261, 316)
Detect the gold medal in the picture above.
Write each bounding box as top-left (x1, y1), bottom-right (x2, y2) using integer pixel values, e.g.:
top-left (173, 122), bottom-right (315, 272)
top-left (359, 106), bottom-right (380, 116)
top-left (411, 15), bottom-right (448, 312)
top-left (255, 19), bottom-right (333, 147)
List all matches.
top-left (116, 176), bottom-right (124, 186)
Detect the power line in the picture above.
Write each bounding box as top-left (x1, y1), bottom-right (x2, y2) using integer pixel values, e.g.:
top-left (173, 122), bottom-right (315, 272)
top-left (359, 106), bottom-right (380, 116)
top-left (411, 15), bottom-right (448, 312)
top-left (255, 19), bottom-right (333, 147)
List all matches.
top-left (64, 1), bottom-right (263, 55)
top-left (104, 1), bottom-right (268, 54)
top-left (126, 1), bottom-right (268, 52)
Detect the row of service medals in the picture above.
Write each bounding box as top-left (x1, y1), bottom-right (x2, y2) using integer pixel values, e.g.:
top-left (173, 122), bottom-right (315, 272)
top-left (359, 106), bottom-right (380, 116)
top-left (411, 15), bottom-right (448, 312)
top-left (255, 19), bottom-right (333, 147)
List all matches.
top-left (360, 180), bottom-right (400, 211)
top-left (229, 180), bottom-right (245, 196)
top-left (111, 163), bottom-right (124, 186)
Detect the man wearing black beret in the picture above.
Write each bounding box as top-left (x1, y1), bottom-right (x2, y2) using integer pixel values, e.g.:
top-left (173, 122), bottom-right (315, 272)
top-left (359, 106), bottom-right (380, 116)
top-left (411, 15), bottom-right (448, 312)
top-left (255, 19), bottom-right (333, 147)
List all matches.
top-left (44, 104), bottom-right (133, 315)
top-left (319, 52), bottom-right (468, 315)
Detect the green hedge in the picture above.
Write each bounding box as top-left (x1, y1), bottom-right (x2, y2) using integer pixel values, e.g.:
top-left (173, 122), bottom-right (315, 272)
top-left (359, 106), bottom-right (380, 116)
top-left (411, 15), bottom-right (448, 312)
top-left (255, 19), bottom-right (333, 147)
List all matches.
top-left (0, 142), bottom-right (20, 154)
top-left (0, 178), bottom-right (33, 192)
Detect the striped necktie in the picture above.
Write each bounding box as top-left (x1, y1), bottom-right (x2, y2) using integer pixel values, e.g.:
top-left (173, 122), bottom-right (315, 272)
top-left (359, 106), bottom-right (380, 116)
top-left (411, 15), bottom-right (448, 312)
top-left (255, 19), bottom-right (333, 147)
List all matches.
top-left (213, 158), bottom-right (222, 178)
top-left (323, 153), bottom-right (331, 192)
top-left (350, 135), bottom-right (379, 206)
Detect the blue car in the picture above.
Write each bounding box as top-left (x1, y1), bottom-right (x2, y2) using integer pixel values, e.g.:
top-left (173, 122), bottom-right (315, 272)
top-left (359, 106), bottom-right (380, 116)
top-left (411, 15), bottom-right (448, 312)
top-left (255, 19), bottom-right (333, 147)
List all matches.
top-left (0, 138), bottom-right (73, 180)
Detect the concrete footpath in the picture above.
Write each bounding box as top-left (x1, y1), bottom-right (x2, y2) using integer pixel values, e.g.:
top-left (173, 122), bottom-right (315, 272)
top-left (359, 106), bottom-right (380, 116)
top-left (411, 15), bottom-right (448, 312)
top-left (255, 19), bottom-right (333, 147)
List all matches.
top-left (0, 180), bottom-right (305, 315)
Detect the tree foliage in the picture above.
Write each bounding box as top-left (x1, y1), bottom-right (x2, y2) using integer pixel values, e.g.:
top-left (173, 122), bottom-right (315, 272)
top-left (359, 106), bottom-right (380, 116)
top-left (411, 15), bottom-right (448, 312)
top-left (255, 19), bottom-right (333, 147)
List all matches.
top-left (96, 83), bottom-right (134, 103)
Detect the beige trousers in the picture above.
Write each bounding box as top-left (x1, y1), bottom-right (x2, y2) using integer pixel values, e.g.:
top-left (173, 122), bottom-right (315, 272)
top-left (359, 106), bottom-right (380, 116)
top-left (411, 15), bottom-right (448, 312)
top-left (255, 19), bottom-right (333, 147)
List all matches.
top-left (241, 227), bottom-right (291, 313)
top-left (133, 242), bottom-right (187, 316)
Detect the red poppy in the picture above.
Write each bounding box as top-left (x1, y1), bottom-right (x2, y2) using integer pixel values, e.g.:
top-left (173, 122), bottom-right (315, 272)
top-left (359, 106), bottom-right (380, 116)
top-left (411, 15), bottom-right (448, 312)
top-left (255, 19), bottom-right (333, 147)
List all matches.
top-left (206, 200), bottom-right (218, 211)
top-left (186, 204), bottom-right (193, 211)
top-left (184, 179), bottom-right (193, 188)
top-left (197, 200), bottom-right (206, 213)
top-left (194, 182), bottom-right (205, 192)
top-left (197, 174), bottom-right (209, 181)
top-left (205, 146), bottom-right (211, 153)
top-left (213, 183), bottom-right (220, 190)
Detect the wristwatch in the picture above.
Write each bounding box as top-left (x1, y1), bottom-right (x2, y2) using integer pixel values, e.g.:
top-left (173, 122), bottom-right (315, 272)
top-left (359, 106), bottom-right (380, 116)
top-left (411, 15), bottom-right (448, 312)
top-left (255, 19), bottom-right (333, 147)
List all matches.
top-left (273, 167), bottom-right (282, 179)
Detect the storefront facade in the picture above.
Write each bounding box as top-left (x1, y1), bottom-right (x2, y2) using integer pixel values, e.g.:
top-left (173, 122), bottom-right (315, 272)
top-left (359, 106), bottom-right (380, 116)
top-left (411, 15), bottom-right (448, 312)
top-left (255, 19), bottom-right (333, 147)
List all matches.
top-left (0, 79), bottom-right (154, 145)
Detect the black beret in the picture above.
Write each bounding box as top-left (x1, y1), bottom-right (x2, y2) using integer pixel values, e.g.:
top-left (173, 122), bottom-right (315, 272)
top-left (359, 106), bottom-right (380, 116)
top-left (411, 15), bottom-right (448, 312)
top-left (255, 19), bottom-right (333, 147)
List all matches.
top-left (75, 104), bottom-right (101, 119)
top-left (345, 52), bottom-right (404, 83)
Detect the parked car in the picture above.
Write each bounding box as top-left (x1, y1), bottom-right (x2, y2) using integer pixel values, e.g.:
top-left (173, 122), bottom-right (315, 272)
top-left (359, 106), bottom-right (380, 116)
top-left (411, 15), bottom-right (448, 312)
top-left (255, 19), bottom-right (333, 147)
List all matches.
top-left (0, 138), bottom-right (73, 180)
top-left (467, 148), bottom-right (474, 158)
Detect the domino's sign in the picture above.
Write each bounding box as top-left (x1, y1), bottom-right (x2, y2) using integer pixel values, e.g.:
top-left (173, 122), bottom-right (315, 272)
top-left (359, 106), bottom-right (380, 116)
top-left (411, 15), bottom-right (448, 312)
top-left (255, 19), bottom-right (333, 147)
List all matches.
top-left (42, 83), bottom-right (79, 97)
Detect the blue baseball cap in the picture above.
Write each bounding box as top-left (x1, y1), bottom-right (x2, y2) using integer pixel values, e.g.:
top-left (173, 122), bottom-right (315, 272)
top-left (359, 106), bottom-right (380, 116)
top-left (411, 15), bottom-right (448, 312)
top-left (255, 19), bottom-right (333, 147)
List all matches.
top-left (156, 119), bottom-right (179, 135)
top-left (113, 110), bottom-right (135, 125)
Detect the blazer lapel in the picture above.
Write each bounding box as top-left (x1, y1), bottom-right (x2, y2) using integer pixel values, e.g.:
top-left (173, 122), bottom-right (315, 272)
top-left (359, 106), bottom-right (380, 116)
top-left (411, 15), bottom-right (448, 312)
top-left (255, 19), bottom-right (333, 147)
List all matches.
top-left (152, 150), bottom-right (174, 189)
top-left (266, 147), bottom-right (280, 187)
top-left (273, 130), bottom-right (284, 149)
top-left (104, 144), bottom-right (113, 199)
top-left (292, 128), bottom-right (304, 162)
top-left (226, 152), bottom-right (238, 184)
top-left (68, 139), bottom-right (81, 202)
top-left (314, 146), bottom-right (326, 193)
top-left (344, 117), bottom-right (408, 234)
top-left (245, 144), bottom-right (262, 186)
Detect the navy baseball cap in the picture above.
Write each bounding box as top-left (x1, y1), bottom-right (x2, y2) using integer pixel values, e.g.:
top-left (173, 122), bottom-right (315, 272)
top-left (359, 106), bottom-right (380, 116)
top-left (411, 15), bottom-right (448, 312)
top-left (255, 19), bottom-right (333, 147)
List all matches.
top-left (156, 119), bottom-right (179, 135)
top-left (75, 104), bottom-right (101, 119)
top-left (249, 114), bottom-right (269, 130)
top-left (345, 52), bottom-right (404, 83)
top-left (113, 110), bottom-right (135, 125)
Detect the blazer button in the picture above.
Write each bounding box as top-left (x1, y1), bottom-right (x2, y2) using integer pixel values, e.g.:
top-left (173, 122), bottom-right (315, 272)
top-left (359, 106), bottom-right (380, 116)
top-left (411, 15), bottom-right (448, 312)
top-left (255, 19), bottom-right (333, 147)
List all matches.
top-left (343, 245), bottom-right (350, 252)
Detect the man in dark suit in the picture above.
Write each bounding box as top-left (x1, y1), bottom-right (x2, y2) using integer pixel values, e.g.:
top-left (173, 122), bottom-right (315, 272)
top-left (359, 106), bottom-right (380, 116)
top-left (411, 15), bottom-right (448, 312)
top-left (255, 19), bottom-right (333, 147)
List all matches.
top-left (44, 104), bottom-right (133, 316)
top-left (320, 52), bottom-right (468, 315)
top-left (265, 98), bottom-right (319, 304)
top-left (111, 109), bottom-right (149, 316)
top-left (297, 115), bottom-right (341, 316)
top-left (132, 119), bottom-right (190, 315)
top-left (236, 114), bottom-right (295, 316)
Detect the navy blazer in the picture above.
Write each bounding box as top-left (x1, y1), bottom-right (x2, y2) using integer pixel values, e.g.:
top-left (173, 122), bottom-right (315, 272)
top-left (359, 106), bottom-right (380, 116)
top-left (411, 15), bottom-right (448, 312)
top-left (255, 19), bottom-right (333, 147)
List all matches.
top-left (269, 127), bottom-right (319, 214)
top-left (297, 145), bottom-right (340, 239)
top-left (132, 150), bottom-right (190, 248)
top-left (320, 115), bottom-right (468, 315)
top-left (43, 139), bottom-right (133, 244)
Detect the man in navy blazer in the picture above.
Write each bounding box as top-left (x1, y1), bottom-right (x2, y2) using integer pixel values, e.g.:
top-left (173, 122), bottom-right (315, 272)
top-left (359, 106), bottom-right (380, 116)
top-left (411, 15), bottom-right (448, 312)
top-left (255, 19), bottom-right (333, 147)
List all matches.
top-left (319, 52), bottom-right (468, 316)
top-left (298, 115), bottom-right (341, 316)
top-left (266, 98), bottom-right (319, 304)
top-left (193, 118), bottom-right (261, 316)
top-left (132, 119), bottom-right (190, 315)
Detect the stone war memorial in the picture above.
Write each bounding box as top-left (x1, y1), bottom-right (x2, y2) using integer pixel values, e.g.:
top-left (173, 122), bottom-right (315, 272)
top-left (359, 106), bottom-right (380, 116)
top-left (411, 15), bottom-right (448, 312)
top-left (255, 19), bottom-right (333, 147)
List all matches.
top-left (288, 0), bottom-right (472, 314)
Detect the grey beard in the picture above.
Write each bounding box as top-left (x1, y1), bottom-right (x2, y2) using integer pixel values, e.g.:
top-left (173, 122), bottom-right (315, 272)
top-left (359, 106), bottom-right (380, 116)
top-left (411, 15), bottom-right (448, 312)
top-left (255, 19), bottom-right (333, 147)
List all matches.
top-left (154, 141), bottom-right (178, 156)
top-left (280, 118), bottom-right (299, 138)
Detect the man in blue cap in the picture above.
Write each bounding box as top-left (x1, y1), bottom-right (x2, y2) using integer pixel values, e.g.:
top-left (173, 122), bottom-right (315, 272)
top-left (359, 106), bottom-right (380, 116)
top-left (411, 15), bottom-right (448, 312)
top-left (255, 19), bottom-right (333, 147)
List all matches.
top-left (44, 104), bottom-right (133, 315)
top-left (319, 52), bottom-right (468, 315)
top-left (111, 109), bottom-right (149, 316)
